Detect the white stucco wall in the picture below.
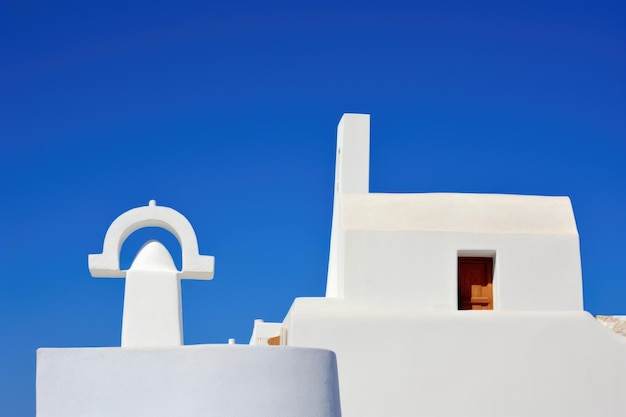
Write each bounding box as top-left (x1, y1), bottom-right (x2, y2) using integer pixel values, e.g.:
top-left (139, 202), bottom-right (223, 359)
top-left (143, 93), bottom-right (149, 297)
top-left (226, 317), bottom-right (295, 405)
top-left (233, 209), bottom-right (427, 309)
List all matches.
top-left (39, 201), bottom-right (343, 417)
top-left (88, 201), bottom-right (215, 348)
top-left (37, 345), bottom-right (341, 417)
top-left (342, 228), bottom-right (582, 311)
top-left (275, 113), bottom-right (622, 417)
top-left (325, 115), bottom-right (583, 311)
top-left (326, 113), bottom-right (369, 298)
top-left (284, 300), bottom-right (626, 417)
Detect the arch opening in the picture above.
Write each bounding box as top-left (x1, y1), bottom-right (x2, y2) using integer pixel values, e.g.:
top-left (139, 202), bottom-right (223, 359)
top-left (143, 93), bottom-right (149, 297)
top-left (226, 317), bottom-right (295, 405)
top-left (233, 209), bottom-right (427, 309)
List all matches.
top-left (120, 227), bottom-right (183, 271)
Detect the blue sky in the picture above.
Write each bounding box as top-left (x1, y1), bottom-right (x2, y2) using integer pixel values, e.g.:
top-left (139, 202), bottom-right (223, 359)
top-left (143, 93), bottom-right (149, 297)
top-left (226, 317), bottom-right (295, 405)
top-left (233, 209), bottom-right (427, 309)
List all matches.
top-left (1, 0), bottom-right (625, 415)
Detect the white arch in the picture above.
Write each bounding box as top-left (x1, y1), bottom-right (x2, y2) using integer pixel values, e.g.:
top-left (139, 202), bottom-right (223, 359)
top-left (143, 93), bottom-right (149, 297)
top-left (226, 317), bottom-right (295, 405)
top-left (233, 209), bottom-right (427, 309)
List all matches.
top-left (88, 200), bottom-right (214, 279)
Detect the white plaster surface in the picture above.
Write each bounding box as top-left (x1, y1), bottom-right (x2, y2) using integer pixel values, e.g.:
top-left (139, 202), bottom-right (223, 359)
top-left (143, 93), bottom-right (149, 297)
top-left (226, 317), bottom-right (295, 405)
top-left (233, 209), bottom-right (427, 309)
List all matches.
top-left (272, 113), bottom-right (626, 417)
top-left (89, 200), bottom-right (214, 279)
top-left (37, 345), bottom-right (341, 417)
top-left (326, 114), bottom-right (369, 298)
top-left (340, 228), bottom-right (582, 311)
top-left (341, 192), bottom-right (577, 234)
top-left (88, 201), bottom-right (214, 347)
top-left (122, 241), bottom-right (183, 347)
top-left (334, 113), bottom-right (370, 194)
top-left (38, 201), bottom-right (342, 417)
top-left (284, 301), bottom-right (626, 417)
top-left (324, 114), bottom-right (582, 310)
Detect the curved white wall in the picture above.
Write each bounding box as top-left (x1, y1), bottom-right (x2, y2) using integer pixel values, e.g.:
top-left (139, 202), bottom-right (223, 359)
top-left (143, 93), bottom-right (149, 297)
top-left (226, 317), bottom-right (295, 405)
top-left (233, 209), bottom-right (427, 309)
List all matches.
top-left (37, 345), bottom-right (341, 417)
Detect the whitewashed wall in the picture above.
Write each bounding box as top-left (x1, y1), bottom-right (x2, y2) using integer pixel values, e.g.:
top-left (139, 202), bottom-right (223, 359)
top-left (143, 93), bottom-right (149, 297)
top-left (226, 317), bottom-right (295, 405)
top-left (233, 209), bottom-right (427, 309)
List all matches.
top-left (37, 345), bottom-right (341, 417)
top-left (285, 304), bottom-right (626, 417)
top-left (278, 113), bottom-right (625, 417)
top-left (341, 227), bottom-right (582, 311)
top-left (326, 114), bottom-right (582, 311)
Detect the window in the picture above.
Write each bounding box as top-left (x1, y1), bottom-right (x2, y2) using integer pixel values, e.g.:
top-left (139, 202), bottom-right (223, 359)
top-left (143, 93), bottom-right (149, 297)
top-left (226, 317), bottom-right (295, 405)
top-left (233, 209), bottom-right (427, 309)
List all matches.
top-left (458, 257), bottom-right (493, 310)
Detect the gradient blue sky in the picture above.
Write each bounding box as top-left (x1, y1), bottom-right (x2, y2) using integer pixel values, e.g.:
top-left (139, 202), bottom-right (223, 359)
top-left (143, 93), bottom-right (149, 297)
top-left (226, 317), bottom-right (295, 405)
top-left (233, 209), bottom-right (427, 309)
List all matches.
top-left (1, 1), bottom-right (625, 415)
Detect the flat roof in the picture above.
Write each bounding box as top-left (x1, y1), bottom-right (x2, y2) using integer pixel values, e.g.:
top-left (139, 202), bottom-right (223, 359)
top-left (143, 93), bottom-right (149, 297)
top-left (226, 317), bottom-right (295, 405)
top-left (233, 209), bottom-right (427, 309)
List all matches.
top-left (341, 193), bottom-right (578, 235)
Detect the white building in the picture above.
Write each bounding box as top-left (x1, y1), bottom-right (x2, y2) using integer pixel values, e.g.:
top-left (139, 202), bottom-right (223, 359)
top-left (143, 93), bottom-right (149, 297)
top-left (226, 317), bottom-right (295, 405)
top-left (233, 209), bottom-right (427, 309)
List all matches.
top-left (251, 114), bottom-right (626, 417)
top-left (36, 113), bottom-right (626, 417)
top-left (36, 202), bottom-right (341, 417)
